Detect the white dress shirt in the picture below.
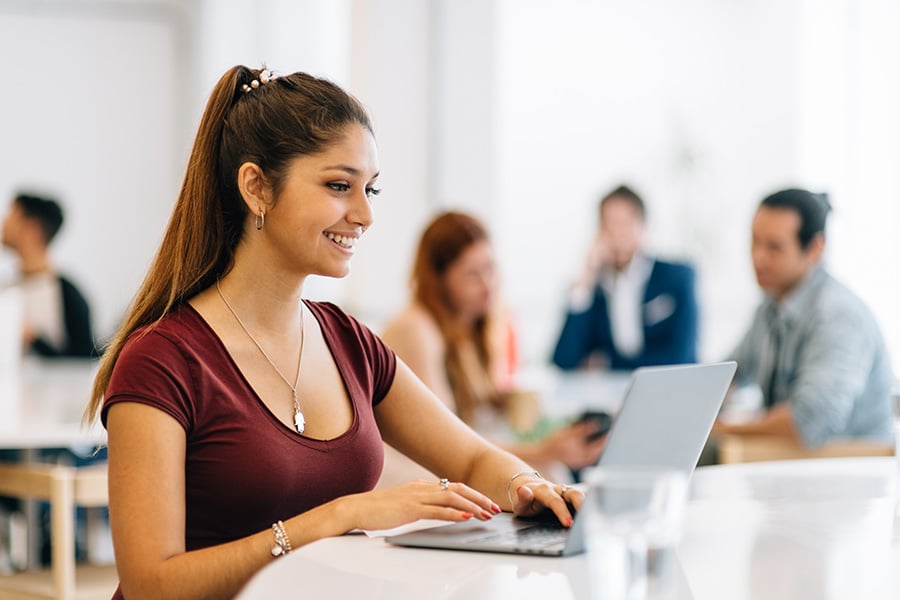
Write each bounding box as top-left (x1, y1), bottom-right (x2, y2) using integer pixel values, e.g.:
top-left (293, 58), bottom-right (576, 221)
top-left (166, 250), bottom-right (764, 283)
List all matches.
top-left (599, 255), bottom-right (652, 358)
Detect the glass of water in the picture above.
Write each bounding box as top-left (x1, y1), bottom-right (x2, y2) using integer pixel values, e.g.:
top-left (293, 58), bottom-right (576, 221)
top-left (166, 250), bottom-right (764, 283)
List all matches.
top-left (581, 466), bottom-right (688, 599)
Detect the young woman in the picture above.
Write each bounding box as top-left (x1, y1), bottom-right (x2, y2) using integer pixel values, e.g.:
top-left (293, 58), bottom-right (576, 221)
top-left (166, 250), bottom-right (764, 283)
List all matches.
top-left (84, 66), bottom-right (580, 600)
top-left (381, 211), bottom-right (607, 476)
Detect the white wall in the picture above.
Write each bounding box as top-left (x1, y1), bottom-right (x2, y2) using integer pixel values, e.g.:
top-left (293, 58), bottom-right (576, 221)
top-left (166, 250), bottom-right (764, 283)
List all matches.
top-left (490, 0), bottom-right (803, 364)
top-left (795, 0), bottom-right (900, 371)
top-left (440, 0), bottom-right (900, 370)
top-left (343, 0), bottom-right (435, 324)
top-left (0, 0), bottom-right (188, 340)
top-left (2, 0), bottom-right (897, 375)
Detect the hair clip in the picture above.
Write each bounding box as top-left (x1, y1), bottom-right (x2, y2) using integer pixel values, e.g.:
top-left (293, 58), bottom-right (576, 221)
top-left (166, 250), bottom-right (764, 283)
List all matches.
top-left (241, 69), bottom-right (277, 93)
top-left (259, 68), bottom-right (276, 84)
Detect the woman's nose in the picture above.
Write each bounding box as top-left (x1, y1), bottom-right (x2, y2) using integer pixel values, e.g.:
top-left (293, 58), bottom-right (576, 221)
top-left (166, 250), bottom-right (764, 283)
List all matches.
top-left (349, 190), bottom-right (374, 229)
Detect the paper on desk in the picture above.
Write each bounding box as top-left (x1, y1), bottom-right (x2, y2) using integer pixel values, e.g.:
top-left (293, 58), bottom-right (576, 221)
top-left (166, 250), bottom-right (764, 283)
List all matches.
top-left (355, 519), bottom-right (453, 538)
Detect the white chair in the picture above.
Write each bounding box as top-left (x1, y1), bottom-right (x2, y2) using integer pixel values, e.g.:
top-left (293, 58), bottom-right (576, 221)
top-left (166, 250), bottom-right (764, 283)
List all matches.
top-left (0, 462), bottom-right (117, 600)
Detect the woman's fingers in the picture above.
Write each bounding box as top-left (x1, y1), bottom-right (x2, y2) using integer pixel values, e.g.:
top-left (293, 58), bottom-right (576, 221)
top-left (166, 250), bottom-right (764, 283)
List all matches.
top-left (424, 479), bottom-right (501, 520)
top-left (348, 480), bottom-right (501, 532)
top-left (512, 481), bottom-right (583, 526)
top-left (561, 485), bottom-right (585, 512)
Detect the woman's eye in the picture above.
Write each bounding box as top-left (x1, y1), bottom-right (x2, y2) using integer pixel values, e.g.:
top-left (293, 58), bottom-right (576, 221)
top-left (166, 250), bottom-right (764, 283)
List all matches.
top-left (327, 183), bottom-right (350, 192)
top-left (366, 187), bottom-right (382, 198)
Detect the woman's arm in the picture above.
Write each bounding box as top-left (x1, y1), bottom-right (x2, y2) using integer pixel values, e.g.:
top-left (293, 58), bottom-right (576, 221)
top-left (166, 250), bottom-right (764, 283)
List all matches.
top-left (108, 402), bottom-right (290, 599)
top-left (109, 403), bottom-right (383, 600)
top-left (384, 306), bottom-right (603, 473)
top-left (376, 360), bottom-right (579, 523)
top-left (108, 400), bottom-right (511, 599)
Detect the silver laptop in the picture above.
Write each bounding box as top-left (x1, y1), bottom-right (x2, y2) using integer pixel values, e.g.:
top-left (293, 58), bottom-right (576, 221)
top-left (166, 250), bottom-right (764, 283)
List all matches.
top-left (385, 361), bottom-right (737, 557)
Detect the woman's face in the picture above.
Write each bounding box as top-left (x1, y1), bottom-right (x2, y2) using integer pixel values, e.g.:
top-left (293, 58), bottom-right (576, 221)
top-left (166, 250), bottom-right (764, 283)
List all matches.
top-left (263, 123), bottom-right (380, 279)
top-left (441, 239), bottom-right (497, 321)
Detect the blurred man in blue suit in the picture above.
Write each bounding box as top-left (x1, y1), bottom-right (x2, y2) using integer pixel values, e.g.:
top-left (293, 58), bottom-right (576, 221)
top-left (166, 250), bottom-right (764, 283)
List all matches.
top-left (552, 185), bottom-right (698, 371)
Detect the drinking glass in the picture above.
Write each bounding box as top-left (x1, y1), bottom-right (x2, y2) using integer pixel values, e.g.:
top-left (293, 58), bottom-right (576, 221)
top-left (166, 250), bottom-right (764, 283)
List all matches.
top-left (581, 466), bottom-right (688, 599)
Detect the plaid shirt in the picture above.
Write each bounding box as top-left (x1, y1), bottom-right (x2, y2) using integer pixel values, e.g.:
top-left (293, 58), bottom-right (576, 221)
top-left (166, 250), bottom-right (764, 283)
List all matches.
top-left (729, 266), bottom-right (894, 446)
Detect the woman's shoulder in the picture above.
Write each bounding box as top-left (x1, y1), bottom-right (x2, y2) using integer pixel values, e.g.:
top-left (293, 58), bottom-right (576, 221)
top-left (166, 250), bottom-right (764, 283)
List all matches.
top-left (381, 304), bottom-right (444, 353)
top-left (113, 305), bottom-right (218, 381)
top-left (382, 303), bottom-right (441, 338)
top-left (123, 304), bottom-right (204, 351)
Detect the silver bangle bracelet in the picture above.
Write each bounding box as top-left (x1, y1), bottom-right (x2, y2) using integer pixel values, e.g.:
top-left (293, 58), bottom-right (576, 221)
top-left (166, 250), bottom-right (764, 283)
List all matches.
top-left (506, 470), bottom-right (543, 506)
top-left (270, 520), bottom-right (292, 557)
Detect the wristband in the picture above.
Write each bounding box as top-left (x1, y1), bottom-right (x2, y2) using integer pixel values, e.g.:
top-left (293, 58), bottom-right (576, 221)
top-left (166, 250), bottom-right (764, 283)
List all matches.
top-left (270, 520), bottom-right (292, 557)
top-left (506, 470), bottom-right (543, 506)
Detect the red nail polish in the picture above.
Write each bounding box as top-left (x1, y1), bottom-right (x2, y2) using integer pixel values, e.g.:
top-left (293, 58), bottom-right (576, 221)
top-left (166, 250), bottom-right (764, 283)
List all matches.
top-left (461, 512), bottom-right (474, 519)
top-left (491, 503), bottom-right (501, 514)
top-left (481, 510), bottom-right (492, 520)
top-left (566, 517), bottom-right (573, 527)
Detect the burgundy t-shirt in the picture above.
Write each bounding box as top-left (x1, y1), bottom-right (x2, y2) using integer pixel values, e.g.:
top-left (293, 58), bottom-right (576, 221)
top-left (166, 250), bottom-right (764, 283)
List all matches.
top-left (102, 300), bottom-right (395, 554)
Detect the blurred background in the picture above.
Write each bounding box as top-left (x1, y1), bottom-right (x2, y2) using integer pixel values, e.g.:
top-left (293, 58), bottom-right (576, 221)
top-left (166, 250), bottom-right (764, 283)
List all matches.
top-left (1, 0), bottom-right (897, 372)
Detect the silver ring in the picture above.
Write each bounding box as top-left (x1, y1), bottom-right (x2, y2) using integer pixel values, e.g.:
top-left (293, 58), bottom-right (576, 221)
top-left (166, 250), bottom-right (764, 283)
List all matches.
top-left (439, 478), bottom-right (450, 491)
top-left (559, 485), bottom-right (570, 501)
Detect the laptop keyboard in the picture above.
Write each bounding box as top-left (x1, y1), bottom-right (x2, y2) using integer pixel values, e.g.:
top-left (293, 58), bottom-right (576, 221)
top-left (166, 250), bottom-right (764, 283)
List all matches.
top-left (472, 522), bottom-right (568, 548)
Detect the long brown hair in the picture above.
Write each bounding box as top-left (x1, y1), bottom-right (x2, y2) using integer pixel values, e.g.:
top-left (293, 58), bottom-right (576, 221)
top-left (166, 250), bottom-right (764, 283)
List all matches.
top-left (411, 211), bottom-right (498, 423)
top-left (85, 66), bottom-right (372, 424)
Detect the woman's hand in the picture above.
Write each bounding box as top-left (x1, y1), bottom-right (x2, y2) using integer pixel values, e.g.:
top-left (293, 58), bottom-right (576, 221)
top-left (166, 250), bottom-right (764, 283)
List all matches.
top-left (509, 477), bottom-right (583, 527)
top-left (540, 421), bottom-right (607, 470)
top-left (340, 479), bottom-right (502, 533)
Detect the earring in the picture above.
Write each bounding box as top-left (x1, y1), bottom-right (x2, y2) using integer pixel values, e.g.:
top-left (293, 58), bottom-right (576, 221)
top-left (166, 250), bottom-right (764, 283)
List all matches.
top-left (255, 211), bottom-right (265, 230)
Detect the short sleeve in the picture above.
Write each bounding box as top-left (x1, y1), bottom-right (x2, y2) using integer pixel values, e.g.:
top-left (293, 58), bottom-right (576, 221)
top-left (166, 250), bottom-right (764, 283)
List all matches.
top-left (101, 328), bottom-right (197, 432)
top-left (353, 318), bottom-right (397, 406)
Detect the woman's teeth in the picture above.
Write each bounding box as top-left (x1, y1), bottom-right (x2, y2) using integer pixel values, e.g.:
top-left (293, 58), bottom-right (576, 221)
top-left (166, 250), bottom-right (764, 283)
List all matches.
top-left (325, 232), bottom-right (357, 248)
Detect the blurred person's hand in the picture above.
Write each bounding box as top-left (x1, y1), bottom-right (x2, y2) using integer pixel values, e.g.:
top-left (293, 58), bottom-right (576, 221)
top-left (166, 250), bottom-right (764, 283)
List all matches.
top-left (539, 420), bottom-right (607, 470)
top-left (21, 322), bottom-right (35, 347)
top-left (573, 232), bottom-right (611, 291)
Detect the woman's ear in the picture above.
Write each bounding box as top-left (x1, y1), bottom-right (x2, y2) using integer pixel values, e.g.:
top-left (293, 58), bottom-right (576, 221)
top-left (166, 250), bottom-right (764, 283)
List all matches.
top-left (237, 162), bottom-right (272, 219)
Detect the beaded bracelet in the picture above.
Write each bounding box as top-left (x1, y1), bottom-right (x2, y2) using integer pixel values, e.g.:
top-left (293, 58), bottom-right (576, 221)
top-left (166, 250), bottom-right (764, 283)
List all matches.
top-left (270, 520), bottom-right (292, 557)
top-left (506, 470), bottom-right (543, 506)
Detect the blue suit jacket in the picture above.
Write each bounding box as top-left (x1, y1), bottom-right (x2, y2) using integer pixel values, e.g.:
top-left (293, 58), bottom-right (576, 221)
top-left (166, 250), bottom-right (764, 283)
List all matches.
top-left (552, 259), bottom-right (698, 370)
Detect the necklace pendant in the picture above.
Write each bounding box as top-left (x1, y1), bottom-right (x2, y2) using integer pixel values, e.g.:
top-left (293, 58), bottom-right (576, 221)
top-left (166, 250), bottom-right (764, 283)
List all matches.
top-left (294, 409), bottom-right (306, 434)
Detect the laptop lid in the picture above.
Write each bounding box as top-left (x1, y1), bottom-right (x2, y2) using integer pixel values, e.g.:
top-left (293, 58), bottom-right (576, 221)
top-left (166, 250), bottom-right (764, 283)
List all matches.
top-left (597, 361), bottom-right (737, 475)
top-left (385, 361), bottom-right (737, 557)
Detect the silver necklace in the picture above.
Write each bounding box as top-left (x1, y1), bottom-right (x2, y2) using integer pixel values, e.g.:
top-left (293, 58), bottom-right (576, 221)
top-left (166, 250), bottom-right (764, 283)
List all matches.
top-left (216, 280), bottom-right (306, 433)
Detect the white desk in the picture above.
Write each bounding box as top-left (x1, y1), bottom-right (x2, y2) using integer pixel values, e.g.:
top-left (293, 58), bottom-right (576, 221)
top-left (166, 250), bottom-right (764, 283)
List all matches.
top-left (238, 457), bottom-right (900, 600)
top-left (0, 357), bottom-right (107, 568)
top-left (682, 457), bottom-right (899, 600)
top-left (0, 357), bottom-right (106, 450)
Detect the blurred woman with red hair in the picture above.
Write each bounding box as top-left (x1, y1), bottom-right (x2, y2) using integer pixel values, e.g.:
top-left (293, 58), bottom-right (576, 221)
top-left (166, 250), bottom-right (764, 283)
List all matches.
top-left (382, 211), bottom-right (606, 480)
